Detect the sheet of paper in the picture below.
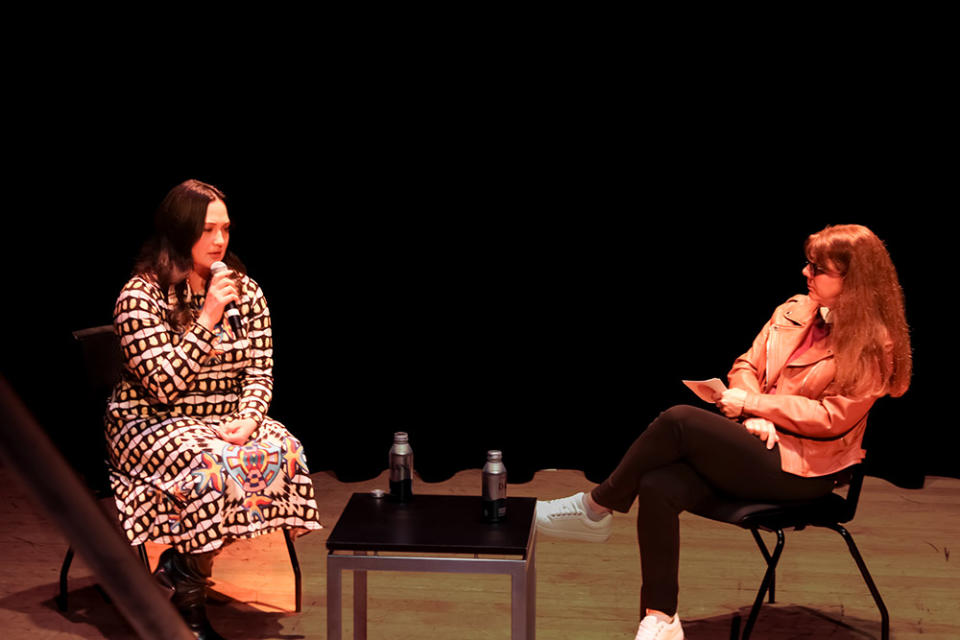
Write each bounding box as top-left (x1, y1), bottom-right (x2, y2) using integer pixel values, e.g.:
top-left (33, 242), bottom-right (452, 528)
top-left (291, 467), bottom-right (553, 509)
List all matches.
top-left (682, 378), bottom-right (727, 403)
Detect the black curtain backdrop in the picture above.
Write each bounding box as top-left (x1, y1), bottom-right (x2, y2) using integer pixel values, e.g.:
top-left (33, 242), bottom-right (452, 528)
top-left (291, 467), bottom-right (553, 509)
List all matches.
top-left (3, 90), bottom-right (952, 492)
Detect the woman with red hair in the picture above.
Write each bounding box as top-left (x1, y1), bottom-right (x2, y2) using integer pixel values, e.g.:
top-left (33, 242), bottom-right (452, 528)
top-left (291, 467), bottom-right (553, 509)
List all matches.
top-left (536, 224), bottom-right (912, 640)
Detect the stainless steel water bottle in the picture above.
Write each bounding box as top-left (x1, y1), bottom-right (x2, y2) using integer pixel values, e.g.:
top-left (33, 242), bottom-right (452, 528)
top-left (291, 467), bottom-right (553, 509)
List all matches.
top-left (389, 432), bottom-right (413, 502)
top-left (482, 450), bottom-right (507, 522)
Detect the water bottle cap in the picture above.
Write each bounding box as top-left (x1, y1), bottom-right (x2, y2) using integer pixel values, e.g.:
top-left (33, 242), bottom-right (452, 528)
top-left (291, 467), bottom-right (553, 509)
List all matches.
top-left (393, 432), bottom-right (409, 443)
top-left (487, 450), bottom-right (502, 460)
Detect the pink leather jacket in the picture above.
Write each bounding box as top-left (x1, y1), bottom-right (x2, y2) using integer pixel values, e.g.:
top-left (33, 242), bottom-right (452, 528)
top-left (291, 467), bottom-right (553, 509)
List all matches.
top-left (728, 295), bottom-right (893, 478)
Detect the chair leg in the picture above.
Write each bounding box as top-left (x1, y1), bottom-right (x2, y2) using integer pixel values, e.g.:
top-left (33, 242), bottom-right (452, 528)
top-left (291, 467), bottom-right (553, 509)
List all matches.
top-left (825, 523), bottom-right (890, 640)
top-left (750, 529), bottom-right (776, 603)
top-left (729, 613), bottom-right (741, 640)
top-left (137, 543), bottom-right (150, 569)
top-left (56, 546), bottom-right (75, 611)
top-left (57, 543), bottom-right (152, 612)
top-left (741, 528), bottom-right (785, 640)
top-left (282, 530), bottom-right (302, 612)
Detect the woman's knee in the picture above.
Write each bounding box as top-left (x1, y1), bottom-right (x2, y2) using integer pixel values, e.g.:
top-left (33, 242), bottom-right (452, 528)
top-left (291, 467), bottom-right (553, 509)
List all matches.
top-left (648, 404), bottom-right (703, 434)
top-left (636, 467), bottom-right (675, 496)
top-left (659, 404), bottom-right (703, 423)
top-left (653, 404), bottom-right (732, 437)
top-left (636, 463), bottom-right (712, 512)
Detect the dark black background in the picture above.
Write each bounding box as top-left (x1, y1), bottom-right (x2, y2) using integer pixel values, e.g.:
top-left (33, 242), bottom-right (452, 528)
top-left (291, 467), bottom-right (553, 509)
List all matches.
top-left (3, 56), bottom-right (952, 491)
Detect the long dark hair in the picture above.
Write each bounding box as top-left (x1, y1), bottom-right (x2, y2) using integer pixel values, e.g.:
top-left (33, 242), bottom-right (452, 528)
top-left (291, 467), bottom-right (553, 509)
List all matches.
top-left (134, 179), bottom-right (245, 330)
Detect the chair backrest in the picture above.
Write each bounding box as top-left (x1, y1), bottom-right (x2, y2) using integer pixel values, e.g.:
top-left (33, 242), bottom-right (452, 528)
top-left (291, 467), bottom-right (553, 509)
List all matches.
top-left (835, 463), bottom-right (866, 523)
top-left (72, 325), bottom-right (122, 394)
top-left (71, 325), bottom-right (121, 495)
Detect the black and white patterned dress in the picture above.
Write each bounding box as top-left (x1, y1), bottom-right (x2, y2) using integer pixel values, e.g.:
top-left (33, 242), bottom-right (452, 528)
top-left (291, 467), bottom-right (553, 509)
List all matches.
top-left (105, 273), bottom-right (321, 554)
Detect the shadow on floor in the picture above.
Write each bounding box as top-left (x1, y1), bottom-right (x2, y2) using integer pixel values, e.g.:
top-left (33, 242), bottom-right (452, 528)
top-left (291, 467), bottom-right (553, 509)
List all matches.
top-left (0, 577), bottom-right (885, 639)
top-left (684, 604), bottom-right (883, 639)
top-left (0, 578), bottom-right (305, 640)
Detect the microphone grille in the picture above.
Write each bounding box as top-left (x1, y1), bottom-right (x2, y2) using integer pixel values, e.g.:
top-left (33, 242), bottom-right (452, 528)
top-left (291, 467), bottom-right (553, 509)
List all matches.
top-left (210, 261), bottom-right (227, 274)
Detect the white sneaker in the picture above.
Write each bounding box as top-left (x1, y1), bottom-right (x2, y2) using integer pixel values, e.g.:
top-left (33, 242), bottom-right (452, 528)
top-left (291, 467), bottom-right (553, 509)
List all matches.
top-left (635, 613), bottom-right (684, 640)
top-left (535, 492), bottom-right (613, 542)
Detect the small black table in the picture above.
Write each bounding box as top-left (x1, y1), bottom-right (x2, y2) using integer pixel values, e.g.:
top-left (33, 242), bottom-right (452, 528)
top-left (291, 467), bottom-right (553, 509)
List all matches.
top-left (326, 493), bottom-right (537, 639)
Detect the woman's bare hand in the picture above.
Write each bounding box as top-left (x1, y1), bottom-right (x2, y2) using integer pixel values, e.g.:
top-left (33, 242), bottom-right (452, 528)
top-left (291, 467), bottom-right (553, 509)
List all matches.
top-left (219, 418), bottom-right (258, 445)
top-left (717, 388), bottom-right (747, 418)
top-left (743, 417), bottom-right (780, 450)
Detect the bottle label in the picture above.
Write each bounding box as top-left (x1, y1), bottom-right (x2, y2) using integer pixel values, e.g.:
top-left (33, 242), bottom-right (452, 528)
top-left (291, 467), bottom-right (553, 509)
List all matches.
top-left (483, 498), bottom-right (507, 522)
top-left (482, 472), bottom-right (507, 501)
top-left (390, 459), bottom-right (412, 481)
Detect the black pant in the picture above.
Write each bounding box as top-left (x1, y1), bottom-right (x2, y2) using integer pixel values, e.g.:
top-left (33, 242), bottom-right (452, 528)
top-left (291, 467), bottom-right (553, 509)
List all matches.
top-left (591, 405), bottom-right (837, 617)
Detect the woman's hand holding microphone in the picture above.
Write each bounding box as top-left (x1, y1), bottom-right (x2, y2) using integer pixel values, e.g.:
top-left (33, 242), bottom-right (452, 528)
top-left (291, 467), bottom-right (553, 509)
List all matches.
top-left (197, 267), bottom-right (240, 337)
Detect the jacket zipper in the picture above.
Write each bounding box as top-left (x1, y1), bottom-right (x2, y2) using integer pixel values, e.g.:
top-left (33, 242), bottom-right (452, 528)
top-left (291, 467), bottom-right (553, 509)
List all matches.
top-left (765, 326), bottom-right (775, 391)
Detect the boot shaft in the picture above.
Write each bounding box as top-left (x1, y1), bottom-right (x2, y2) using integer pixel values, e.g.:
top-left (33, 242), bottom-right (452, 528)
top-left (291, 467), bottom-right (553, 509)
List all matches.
top-left (153, 548), bottom-right (226, 639)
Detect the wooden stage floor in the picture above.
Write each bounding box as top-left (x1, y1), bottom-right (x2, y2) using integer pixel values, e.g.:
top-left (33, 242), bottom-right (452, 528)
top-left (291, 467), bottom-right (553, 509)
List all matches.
top-left (0, 462), bottom-right (957, 639)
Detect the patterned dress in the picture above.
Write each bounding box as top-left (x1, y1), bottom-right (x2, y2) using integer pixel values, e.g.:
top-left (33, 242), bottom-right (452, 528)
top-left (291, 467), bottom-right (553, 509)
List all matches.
top-left (105, 273), bottom-right (322, 554)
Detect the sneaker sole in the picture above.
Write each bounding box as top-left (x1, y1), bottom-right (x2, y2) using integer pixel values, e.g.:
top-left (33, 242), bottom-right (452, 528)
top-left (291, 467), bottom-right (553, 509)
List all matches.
top-left (537, 521), bottom-right (612, 542)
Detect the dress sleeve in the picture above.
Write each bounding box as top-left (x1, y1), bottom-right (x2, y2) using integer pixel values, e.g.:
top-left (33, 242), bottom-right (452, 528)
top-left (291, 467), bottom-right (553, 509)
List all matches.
top-left (113, 277), bottom-right (218, 405)
top-left (236, 280), bottom-right (274, 424)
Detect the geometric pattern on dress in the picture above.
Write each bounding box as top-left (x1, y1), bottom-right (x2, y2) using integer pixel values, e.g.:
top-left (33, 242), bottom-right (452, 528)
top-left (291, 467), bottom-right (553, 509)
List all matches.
top-left (223, 442), bottom-right (282, 495)
top-left (283, 437), bottom-right (308, 478)
top-left (192, 451), bottom-right (225, 494)
top-left (105, 273), bottom-right (323, 555)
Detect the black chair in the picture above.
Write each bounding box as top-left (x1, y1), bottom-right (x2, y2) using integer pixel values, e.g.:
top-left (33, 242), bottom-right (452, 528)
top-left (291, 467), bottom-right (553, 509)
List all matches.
top-left (690, 464), bottom-right (889, 640)
top-left (60, 325), bottom-right (303, 612)
top-left (57, 325), bottom-right (150, 611)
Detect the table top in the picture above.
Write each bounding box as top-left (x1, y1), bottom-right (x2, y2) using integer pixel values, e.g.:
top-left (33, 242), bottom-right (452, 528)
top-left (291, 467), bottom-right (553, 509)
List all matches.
top-left (326, 493), bottom-right (537, 555)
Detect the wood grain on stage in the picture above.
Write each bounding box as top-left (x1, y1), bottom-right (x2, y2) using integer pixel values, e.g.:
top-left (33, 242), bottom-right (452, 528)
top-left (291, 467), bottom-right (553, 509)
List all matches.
top-left (0, 463), bottom-right (957, 639)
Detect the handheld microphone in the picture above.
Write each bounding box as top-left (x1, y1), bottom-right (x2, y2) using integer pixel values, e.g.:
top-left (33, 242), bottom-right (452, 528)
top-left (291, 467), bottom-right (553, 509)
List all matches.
top-left (210, 261), bottom-right (243, 336)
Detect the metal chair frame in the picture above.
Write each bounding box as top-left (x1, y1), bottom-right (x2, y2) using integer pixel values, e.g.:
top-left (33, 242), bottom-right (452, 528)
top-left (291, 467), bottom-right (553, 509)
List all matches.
top-left (58, 325), bottom-right (302, 612)
top-left (691, 464), bottom-right (889, 639)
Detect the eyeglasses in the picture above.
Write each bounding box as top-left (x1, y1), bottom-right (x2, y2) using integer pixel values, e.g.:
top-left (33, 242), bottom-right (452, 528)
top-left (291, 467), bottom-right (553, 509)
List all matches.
top-left (805, 260), bottom-right (844, 278)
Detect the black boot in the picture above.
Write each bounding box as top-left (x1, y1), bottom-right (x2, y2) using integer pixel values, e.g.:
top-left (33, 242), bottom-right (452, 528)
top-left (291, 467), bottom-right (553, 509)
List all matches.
top-left (153, 548), bottom-right (227, 640)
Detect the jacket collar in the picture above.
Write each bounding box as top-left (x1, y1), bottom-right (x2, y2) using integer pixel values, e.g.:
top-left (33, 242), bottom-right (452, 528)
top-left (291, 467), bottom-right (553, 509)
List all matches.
top-left (781, 295), bottom-right (821, 327)
top-left (764, 295), bottom-right (833, 389)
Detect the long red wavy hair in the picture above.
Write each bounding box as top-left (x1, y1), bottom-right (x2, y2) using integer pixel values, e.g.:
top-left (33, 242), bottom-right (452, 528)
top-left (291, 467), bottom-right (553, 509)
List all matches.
top-left (805, 224), bottom-right (912, 397)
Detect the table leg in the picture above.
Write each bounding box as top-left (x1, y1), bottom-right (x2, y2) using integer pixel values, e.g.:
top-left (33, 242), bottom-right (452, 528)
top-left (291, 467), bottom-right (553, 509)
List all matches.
top-left (511, 563), bottom-right (528, 640)
top-left (327, 555), bottom-right (342, 640)
top-left (354, 551), bottom-right (367, 640)
top-left (527, 546), bottom-right (536, 639)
